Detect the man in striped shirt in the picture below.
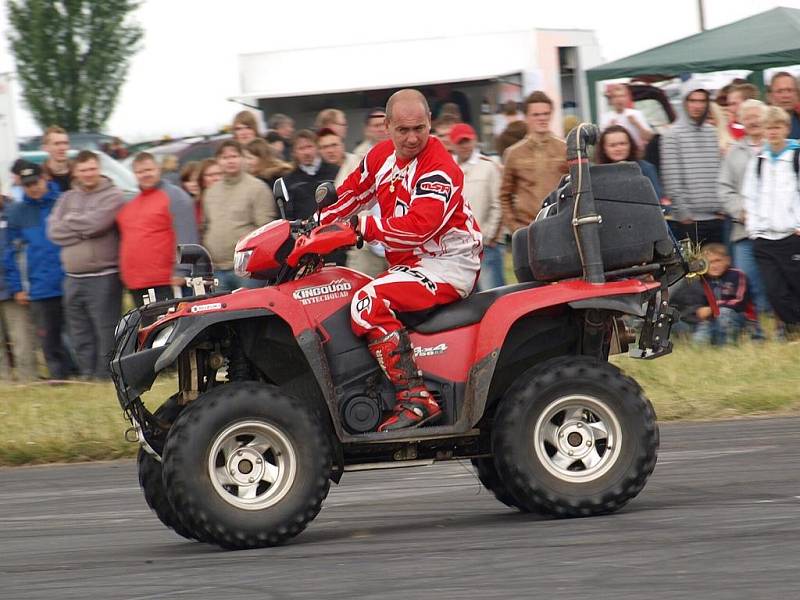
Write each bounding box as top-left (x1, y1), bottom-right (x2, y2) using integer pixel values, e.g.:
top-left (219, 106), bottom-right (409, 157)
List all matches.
top-left (660, 81), bottom-right (724, 244)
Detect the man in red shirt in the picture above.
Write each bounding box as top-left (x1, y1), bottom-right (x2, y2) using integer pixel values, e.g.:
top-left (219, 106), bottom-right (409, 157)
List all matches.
top-left (321, 89), bottom-right (483, 431)
top-left (116, 153), bottom-right (198, 306)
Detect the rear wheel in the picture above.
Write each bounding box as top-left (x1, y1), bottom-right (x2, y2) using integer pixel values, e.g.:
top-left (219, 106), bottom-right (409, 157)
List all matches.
top-left (493, 356), bottom-right (658, 517)
top-left (470, 458), bottom-right (525, 511)
top-left (162, 382), bottom-right (332, 549)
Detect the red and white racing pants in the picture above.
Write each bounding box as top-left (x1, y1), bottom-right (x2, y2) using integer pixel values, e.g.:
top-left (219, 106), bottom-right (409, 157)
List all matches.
top-left (350, 264), bottom-right (462, 340)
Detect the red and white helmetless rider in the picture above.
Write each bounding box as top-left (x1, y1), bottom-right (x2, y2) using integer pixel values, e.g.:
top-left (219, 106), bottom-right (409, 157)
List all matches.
top-left (320, 89), bottom-right (483, 432)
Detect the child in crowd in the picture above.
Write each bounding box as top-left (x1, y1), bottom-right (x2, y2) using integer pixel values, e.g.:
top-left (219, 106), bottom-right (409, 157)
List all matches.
top-left (673, 244), bottom-right (751, 345)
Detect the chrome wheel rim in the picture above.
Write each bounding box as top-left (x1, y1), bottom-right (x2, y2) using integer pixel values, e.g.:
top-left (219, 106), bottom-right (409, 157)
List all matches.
top-left (533, 394), bottom-right (622, 483)
top-left (207, 420), bottom-right (297, 510)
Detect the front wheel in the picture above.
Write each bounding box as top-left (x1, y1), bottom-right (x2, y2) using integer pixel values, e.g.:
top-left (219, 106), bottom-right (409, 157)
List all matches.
top-left (137, 395), bottom-right (198, 541)
top-left (162, 382), bottom-right (332, 549)
top-left (492, 356), bottom-right (658, 517)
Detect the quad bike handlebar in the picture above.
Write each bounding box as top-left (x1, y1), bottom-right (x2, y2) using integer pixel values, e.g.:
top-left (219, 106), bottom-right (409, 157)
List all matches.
top-left (286, 221), bottom-right (358, 267)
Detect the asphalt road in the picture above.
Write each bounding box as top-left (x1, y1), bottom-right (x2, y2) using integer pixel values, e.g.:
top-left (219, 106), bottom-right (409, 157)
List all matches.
top-left (0, 417), bottom-right (798, 600)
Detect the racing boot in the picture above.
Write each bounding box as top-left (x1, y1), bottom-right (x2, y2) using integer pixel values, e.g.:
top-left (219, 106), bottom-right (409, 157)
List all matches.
top-left (367, 329), bottom-right (442, 432)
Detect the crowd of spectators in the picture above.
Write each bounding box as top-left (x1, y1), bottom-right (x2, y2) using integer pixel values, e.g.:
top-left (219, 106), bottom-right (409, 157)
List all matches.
top-left (1, 73), bottom-right (799, 381)
top-left (599, 73), bottom-right (800, 344)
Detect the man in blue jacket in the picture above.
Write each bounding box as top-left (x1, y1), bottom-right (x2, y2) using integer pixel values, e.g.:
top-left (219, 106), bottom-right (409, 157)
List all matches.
top-left (0, 189), bottom-right (11, 378)
top-left (4, 163), bottom-right (70, 380)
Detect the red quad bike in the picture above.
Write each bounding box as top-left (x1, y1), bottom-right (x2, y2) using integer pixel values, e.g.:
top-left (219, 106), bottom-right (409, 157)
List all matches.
top-left (111, 124), bottom-right (705, 549)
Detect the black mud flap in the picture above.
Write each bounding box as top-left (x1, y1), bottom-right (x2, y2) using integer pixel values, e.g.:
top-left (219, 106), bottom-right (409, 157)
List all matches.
top-left (629, 287), bottom-right (676, 360)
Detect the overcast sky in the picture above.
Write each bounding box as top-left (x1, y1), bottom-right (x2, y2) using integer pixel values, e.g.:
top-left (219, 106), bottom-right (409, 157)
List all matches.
top-left (2, 0), bottom-right (800, 140)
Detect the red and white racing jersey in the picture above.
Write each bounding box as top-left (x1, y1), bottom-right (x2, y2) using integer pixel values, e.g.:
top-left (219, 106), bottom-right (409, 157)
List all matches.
top-left (320, 137), bottom-right (483, 296)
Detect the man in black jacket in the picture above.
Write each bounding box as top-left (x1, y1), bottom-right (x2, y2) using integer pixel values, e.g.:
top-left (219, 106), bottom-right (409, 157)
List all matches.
top-left (284, 129), bottom-right (343, 264)
top-left (284, 129), bottom-right (339, 218)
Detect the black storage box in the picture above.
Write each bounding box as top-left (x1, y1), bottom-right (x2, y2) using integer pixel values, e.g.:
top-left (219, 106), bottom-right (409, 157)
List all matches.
top-left (526, 162), bottom-right (673, 282)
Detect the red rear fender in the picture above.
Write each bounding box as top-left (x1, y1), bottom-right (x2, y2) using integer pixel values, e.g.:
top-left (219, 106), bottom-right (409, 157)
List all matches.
top-left (475, 279), bottom-right (660, 359)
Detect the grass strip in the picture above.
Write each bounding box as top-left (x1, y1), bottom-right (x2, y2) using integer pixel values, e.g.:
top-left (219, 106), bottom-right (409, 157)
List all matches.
top-left (0, 340), bottom-right (797, 466)
top-left (614, 338), bottom-right (800, 420)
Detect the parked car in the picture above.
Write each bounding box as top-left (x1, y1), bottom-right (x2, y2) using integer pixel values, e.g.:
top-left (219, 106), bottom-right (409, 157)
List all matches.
top-left (628, 82), bottom-right (678, 132)
top-left (18, 132), bottom-right (119, 153)
top-left (19, 150), bottom-right (139, 199)
top-left (123, 135), bottom-right (231, 170)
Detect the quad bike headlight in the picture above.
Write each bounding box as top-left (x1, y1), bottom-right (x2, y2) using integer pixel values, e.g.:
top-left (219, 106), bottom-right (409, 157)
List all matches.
top-left (233, 249), bottom-right (253, 278)
top-left (150, 323), bottom-right (176, 349)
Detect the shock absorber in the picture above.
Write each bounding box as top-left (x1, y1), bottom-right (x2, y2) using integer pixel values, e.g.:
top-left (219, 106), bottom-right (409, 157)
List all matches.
top-left (582, 309), bottom-right (610, 359)
top-left (227, 343), bottom-right (253, 382)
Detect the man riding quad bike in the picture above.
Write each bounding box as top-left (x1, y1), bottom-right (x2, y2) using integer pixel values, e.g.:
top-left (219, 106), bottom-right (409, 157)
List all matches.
top-left (111, 95), bottom-right (704, 549)
top-left (320, 89), bottom-right (482, 432)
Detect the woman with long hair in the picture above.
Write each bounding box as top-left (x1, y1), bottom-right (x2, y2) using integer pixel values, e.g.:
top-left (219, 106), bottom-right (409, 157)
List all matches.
top-left (179, 161), bottom-right (202, 227)
top-left (232, 110), bottom-right (260, 145)
top-left (596, 125), bottom-right (664, 200)
top-left (243, 138), bottom-right (293, 189)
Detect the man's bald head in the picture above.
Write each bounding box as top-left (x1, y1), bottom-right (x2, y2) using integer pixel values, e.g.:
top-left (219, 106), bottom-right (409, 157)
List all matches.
top-left (384, 90), bottom-right (433, 160)
top-left (386, 89), bottom-right (431, 122)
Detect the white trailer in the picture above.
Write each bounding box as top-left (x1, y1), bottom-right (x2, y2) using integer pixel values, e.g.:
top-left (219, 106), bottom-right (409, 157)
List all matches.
top-left (232, 29), bottom-right (602, 150)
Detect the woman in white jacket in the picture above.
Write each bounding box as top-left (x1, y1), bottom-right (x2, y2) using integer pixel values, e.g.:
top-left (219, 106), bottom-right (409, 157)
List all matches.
top-left (741, 106), bottom-right (800, 336)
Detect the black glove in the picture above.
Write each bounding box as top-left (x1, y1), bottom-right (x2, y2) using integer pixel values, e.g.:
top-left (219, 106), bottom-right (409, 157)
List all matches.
top-left (349, 215), bottom-right (364, 249)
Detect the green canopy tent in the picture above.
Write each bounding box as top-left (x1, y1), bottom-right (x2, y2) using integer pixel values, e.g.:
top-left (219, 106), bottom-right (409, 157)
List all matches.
top-left (586, 6), bottom-right (800, 121)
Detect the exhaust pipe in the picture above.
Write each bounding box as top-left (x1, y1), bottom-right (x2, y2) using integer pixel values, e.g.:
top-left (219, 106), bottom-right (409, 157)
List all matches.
top-left (565, 124), bottom-right (604, 284)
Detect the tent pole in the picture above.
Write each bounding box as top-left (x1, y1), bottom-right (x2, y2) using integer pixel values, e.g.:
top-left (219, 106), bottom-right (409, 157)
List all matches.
top-left (747, 70), bottom-right (766, 98)
top-left (588, 74), bottom-right (599, 124)
top-left (698, 0), bottom-right (706, 31)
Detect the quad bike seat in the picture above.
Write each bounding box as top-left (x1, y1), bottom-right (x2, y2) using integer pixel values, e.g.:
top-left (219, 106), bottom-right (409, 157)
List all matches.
top-left (398, 281), bottom-right (545, 334)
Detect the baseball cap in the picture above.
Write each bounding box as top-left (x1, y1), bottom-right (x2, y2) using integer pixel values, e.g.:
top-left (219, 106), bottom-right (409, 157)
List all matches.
top-left (449, 123), bottom-right (477, 144)
top-left (11, 158), bottom-right (30, 176)
top-left (19, 162), bottom-right (44, 185)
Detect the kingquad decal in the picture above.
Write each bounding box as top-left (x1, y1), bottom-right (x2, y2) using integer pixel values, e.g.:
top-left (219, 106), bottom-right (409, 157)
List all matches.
top-left (414, 343), bottom-right (448, 358)
top-left (190, 302), bottom-right (223, 313)
top-left (292, 279), bottom-right (353, 305)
